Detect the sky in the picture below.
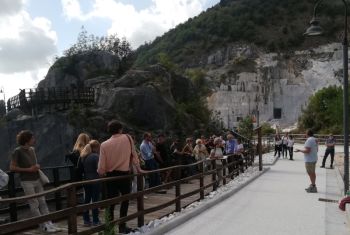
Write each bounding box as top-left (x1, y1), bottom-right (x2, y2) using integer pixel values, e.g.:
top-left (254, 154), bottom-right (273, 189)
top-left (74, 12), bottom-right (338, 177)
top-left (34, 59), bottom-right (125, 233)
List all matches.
top-left (0, 0), bottom-right (219, 100)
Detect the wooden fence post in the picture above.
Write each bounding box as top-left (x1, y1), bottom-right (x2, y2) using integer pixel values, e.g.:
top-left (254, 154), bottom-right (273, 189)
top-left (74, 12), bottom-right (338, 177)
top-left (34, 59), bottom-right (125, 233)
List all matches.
top-left (258, 127), bottom-right (263, 171)
top-left (222, 159), bottom-right (227, 186)
top-left (200, 161), bottom-right (204, 200)
top-left (8, 172), bottom-right (17, 222)
top-left (212, 160), bottom-right (217, 191)
top-left (175, 183), bottom-right (181, 212)
top-left (137, 174), bottom-right (144, 227)
top-left (53, 168), bottom-right (62, 210)
top-left (67, 186), bottom-right (77, 234)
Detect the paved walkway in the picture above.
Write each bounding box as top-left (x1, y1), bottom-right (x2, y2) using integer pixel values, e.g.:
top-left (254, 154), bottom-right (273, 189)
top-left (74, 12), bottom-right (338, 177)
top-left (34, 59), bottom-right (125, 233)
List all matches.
top-left (165, 144), bottom-right (350, 235)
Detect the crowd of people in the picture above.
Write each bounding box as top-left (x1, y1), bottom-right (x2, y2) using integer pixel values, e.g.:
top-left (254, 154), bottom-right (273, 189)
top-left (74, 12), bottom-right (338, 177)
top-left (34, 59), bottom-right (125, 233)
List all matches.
top-left (9, 120), bottom-right (246, 233)
top-left (6, 121), bottom-right (342, 233)
top-left (274, 133), bottom-right (295, 160)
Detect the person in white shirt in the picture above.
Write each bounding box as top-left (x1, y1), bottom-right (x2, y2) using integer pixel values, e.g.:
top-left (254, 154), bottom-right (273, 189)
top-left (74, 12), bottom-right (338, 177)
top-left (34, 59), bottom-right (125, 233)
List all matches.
top-left (295, 130), bottom-right (318, 193)
top-left (281, 134), bottom-right (288, 158)
top-left (274, 135), bottom-right (282, 158)
top-left (287, 135), bottom-right (295, 160)
top-left (210, 137), bottom-right (224, 188)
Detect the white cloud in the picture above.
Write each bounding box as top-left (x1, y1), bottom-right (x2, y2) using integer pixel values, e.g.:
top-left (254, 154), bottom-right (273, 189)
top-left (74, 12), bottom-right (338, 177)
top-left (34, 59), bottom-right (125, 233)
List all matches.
top-left (0, 5), bottom-right (57, 74)
top-left (0, 0), bottom-right (23, 16)
top-left (0, 0), bottom-right (57, 100)
top-left (0, 68), bottom-right (48, 99)
top-left (61, 0), bottom-right (213, 48)
top-left (61, 0), bottom-right (83, 20)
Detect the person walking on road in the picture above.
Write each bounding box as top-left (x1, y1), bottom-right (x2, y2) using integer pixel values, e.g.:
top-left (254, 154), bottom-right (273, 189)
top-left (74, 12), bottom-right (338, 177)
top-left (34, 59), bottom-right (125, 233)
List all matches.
top-left (295, 129), bottom-right (318, 193)
top-left (281, 133), bottom-right (288, 158)
top-left (287, 135), bottom-right (294, 160)
top-left (320, 134), bottom-right (336, 169)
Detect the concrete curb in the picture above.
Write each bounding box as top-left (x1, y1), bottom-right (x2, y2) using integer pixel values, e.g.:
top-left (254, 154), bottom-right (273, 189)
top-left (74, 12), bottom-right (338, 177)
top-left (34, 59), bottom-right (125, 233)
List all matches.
top-left (253, 154), bottom-right (279, 166)
top-left (145, 167), bottom-right (270, 235)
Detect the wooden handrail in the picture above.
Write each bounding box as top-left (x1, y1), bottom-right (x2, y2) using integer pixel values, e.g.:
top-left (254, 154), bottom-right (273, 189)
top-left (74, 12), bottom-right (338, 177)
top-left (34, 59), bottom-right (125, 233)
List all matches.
top-left (0, 151), bottom-right (255, 234)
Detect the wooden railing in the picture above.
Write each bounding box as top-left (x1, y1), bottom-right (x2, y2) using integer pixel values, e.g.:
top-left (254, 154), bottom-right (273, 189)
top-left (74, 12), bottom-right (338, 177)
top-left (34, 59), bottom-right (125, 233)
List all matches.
top-left (0, 165), bottom-right (75, 222)
top-left (0, 152), bottom-right (256, 235)
top-left (7, 87), bottom-right (95, 113)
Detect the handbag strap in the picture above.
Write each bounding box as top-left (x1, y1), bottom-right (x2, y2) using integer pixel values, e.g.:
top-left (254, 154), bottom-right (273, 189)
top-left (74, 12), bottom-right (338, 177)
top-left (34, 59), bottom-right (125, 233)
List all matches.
top-left (126, 134), bottom-right (135, 167)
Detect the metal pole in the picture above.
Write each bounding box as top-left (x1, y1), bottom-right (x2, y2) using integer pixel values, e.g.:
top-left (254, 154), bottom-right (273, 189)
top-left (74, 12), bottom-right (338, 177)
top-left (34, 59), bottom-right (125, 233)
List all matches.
top-left (342, 0), bottom-right (349, 194)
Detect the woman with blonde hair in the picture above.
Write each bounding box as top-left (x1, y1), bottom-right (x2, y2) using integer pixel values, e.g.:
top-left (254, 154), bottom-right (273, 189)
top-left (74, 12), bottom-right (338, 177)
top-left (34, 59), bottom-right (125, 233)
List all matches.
top-left (73, 133), bottom-right (91, 155)
top-left (80, 140), bottom-right (101, 226)
top-left (66, 133), bottom-right (90, 181)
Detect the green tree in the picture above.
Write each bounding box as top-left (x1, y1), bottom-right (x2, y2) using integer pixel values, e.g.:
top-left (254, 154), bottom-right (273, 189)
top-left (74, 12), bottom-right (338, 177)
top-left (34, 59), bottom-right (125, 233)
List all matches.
top-left (156, 53), bottom-right (179, 72)
top-left (64, 26), bottom-right (132, 60)
top-left (261, 122), bottom-right (275, 135)
top-left (298, 86), bottom-right (344, 134)
top-left (238, 116), bottom-right (254, 139)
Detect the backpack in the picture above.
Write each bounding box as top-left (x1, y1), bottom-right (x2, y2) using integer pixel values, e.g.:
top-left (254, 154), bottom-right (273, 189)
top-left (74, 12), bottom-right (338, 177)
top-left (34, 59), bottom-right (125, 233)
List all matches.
top-left (65, 150), bottom-right (84, 181)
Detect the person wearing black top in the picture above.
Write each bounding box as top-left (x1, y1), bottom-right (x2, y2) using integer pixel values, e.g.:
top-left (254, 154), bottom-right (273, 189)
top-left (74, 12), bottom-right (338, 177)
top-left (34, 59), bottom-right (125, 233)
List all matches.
top-left (321, 134), bottom-right (336, 169)
top-left (155, 134), bottom-right (173, 183)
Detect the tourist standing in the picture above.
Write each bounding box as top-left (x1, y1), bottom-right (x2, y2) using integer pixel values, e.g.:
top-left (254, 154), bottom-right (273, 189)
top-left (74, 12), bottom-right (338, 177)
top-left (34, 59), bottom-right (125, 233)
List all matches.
top-left (210, 137), bottom-right (224, 187)
top-left (80, 140), bottom-right (101, 226)
top-left (274, 135), bottom-right (282, 158)
top-left (140, 132), bottom-right (161, 187)
top-left (295, 130), bottom-right (318, 193)
top-left (321, 134), bottom-right (336, 169)
top-left (225, 134), bottom-right (237, 175)
top-left (10, 130), bottom-right (61, 233)
top-left (67, 133), bottom-right (90, 181)
top-left (155, 134), bottom-right (173, 183)
top-left (287, 135), bottom-right (294, 160)
top-left (282, 134), bottom-right (288, 158)
top-left (193, 139), bottom-right (209, 171)
top-left (97, 120), bottom-right (142, 234)
top-left (182, 138), bottom-right (195, 176)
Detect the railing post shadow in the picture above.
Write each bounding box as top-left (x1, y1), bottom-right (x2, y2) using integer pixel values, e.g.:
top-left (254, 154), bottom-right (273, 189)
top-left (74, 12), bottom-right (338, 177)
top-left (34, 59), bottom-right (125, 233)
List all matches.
top-left (67, 186), bottom-right (77, 234)
top-left (8, 172), bottom-right (17, 222)
top-left (53, 168), bottom-right (62, 210)
top-left (137, 174), bottom-right (144, 227)
top-left (199, 161), bottom-right (204, 200)
top-left (211, 160), bottom-right (217, 191)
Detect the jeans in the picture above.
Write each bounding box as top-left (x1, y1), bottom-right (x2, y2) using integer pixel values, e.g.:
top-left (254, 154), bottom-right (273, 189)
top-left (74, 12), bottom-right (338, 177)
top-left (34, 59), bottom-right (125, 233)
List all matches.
top-left (322, 148), bottom-right (335, 167)
top-left (288, 147), bottom-right (294, 160)
top-left (21, 179), bottom-right (50, 218)
top-left (105, 171), bottom-right (131, 230)
top-left (282, 144), bottom-right (288, 158)
top-left (144, 158), bottom-right (161, 187)
top-left (83, 183), bottom-right (100, 224)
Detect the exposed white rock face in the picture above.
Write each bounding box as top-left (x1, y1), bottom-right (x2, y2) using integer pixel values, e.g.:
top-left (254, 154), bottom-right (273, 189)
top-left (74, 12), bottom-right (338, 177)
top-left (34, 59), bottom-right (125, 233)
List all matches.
top-left (206, 43), bottom-right (343, 129)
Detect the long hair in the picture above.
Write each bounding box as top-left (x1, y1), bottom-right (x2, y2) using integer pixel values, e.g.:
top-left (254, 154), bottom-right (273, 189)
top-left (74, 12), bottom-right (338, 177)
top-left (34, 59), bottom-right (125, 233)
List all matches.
top-left (80, 140), bottom-right (100, 158)
top-left (73, 133), bottom-right (90, 153)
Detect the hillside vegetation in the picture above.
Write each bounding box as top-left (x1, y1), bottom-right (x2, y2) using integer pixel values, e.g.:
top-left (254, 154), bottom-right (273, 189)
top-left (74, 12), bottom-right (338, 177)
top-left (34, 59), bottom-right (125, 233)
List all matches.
top-left (135, 0), bottom-right (344, 68)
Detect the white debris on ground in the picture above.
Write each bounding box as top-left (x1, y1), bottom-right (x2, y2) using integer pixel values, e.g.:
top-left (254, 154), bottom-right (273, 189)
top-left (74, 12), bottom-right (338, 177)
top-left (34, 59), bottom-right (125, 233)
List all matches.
top-left (129, 167), bottom-right (261, 235)
top-left (254, 152), bottom-right (278, 165)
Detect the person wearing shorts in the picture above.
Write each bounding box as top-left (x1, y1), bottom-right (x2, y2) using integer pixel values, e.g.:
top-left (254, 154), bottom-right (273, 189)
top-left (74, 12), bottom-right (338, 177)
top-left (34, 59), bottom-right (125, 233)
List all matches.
top-left (295, 129), bottom-right (318, 193)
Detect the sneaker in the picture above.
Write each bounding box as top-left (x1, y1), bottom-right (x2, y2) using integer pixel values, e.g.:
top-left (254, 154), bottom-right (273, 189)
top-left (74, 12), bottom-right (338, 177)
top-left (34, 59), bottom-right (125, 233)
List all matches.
top-left (41, 223), bottom-right (57, 233)
top-left (47, 222), bottom-right (62, 231)
top-left (83, 221), bottom-right (92, 227)
top-left (320, 165), bottom-right (325, 168)
top-left (92, 221), bottom-right (101, 226)
top-left (305, 185), bottom-right (317, 193)
top-left (330, 166), bottom-right (334, 169)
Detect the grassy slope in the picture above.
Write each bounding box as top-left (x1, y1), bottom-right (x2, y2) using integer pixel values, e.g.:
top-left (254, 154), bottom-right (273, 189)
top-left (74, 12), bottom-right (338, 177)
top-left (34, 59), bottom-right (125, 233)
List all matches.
top-left (135, 0), bottom-right (344, 68)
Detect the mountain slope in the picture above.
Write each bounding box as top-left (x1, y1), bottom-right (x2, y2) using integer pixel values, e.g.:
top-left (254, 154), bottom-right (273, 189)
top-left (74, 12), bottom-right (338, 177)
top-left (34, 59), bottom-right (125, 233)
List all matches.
top-left (135, 0), bottom-right (344, 68)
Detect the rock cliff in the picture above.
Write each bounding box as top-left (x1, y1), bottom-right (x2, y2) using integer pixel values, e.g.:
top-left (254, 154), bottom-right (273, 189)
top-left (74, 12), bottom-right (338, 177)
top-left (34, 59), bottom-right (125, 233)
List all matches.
top-left (205, 43), bottom-right (342, 129)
